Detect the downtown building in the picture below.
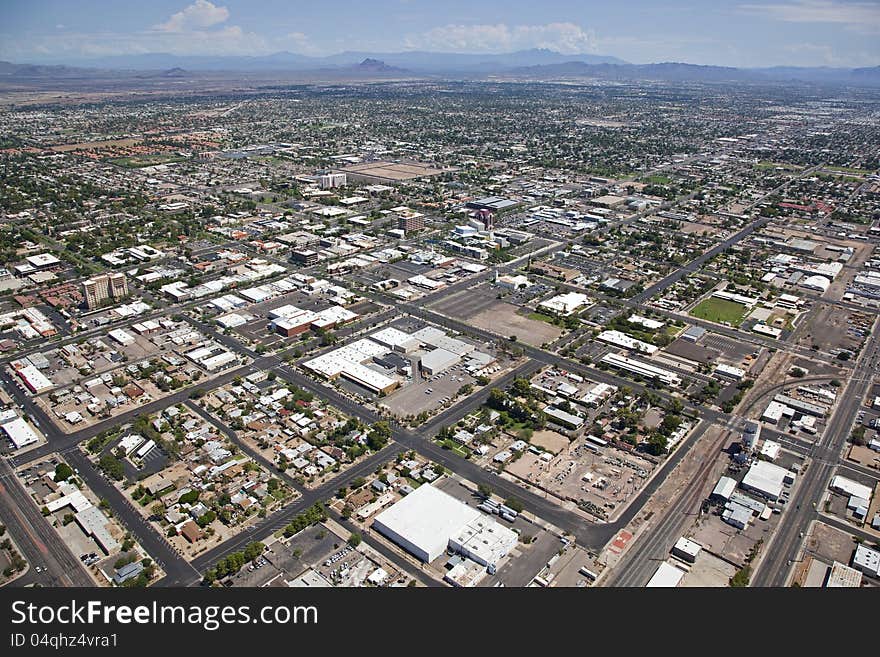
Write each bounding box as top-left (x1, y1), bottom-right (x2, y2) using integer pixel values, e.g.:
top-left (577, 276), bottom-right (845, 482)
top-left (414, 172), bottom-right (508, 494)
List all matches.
top-left (83, 273), bottom-right (129, 309)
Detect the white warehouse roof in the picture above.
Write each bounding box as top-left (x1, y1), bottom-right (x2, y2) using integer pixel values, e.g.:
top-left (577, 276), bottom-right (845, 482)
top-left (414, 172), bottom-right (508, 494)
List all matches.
top-left (1, 416), bottom-right (39, 449)
top-left (372, 483), bottom-right (481, 563)
top-left (740, 460), bottom-right (789, 500)
top-left (830, 475), bottom-right (872, 501)
top-left (646, 562), bottom-right (686, 587)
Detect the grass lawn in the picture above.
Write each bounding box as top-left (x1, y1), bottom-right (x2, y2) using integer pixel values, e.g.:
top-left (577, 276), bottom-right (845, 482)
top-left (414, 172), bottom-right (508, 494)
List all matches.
top-left (437, 438), bottom-right (469, 458)
top-left (527, 312), bottom-right (557, 324)
top-left (825, 165), bottom-right (873, 176)
top-left (641, 174), bottom-right (671, 184)
top-left (108, 153), bottom-right (187, 168)
top-left (690, 297), bottom-right (748, 326)
top-left (754, 161), bottom-right (801, 172)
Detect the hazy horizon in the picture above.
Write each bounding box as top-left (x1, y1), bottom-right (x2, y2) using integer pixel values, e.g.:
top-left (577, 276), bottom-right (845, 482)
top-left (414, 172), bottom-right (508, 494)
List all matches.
top-left (2, 0), bottom-right (879, 69)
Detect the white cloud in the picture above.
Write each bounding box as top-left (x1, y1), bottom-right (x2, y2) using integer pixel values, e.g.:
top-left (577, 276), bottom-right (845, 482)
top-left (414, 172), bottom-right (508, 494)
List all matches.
top-left (155, 0), bottom-right (230, 33)
top-left (406, 22), bottom-right (597, 54)
top-left (738, 1), bottom-right (880, 31)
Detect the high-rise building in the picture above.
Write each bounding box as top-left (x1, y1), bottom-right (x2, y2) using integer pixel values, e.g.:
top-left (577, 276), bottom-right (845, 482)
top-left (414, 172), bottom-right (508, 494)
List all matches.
top-left (318, 173), bottom-right (347, 189)
top-left (83, 273), bottom-right (129, 309)
top-left (109, 272), bottom-right (128, 299)
top-left (398, 214), bottom-right (425, 234)
top-left (477, 209), bottom-right (494, 231)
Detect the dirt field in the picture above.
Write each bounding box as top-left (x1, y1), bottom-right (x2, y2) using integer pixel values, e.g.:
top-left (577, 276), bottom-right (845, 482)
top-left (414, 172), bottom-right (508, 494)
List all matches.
top-left (805, 520), bottom-right (858, 565)
top-left (530, 430), bottom-right (570, 454)
top-left (679, 550), bottom-right (737, 587)
top-left (470, 302), bottom-right (563, 346)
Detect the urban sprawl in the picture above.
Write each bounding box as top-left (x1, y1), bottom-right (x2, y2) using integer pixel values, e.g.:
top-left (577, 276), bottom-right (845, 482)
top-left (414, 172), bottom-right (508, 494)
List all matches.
top-left (0, 77), bottom-right (879, 590)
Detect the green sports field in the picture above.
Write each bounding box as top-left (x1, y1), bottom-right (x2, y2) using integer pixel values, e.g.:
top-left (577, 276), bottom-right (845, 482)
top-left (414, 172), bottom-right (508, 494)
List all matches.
top-left (689, 297), bottom-right (748, 326)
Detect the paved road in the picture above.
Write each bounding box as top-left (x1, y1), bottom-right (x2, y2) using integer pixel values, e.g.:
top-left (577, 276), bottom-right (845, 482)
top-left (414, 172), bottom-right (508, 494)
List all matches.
top-left (602, 420), bottom-right (730, 587)
top-left (751, 315), bottom-right (880, 586)
top-left (0, 457), bottom-right (93, 587)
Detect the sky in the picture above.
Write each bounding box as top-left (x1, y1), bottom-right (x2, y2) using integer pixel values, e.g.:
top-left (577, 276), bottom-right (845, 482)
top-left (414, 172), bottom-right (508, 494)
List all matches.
top-left (1, 0), bottom-right (879, 68)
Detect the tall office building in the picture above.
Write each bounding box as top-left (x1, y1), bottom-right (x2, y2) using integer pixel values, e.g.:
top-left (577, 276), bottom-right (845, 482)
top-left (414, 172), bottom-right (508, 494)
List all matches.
top-left (318, 173), bottom-right (347, 189)
top-left (398, 214), bottom-right (425, 233)
top-left (83, 272), bottom-right (129, 309)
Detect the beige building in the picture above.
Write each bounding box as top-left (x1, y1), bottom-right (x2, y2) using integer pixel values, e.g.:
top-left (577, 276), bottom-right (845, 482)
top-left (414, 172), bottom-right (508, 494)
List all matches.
top-left (83, 272), bottom-right (129, 309)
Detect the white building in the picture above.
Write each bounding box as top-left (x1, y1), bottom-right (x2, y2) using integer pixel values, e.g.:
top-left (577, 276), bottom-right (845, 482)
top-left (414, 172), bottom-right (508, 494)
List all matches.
top-left (852, 544), bottom-right (880, 578)
top-left (646, 562), bottom-right (686, 587)
top-left (597, 330), bottom-right (657, 355)
top-left (1, 416), bottom-right (39, 449)
top-left (538, 292), bottom-right (590, 316)
top-left (319, 173), bottom-right (347, 189)
top-left (830, 475), bottom-right (872, 501)
top-left (740, 460), bottom-right (789, 501)
top-left (372, 483), bottom-right (515, 567)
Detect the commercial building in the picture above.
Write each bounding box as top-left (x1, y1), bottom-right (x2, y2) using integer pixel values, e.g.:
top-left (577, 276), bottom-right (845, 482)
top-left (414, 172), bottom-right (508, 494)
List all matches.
top-left (544, 406), bottom-right (585, 430)
top-left (83, 272), bottom-right (129, 309)
top-left (645, 562), bottom-right (685, 587)
top-left (774, 394), bottom-right (826, 417)
top-left (372, 484), bottom-right (516, 567)
top-left (852, 544), bottom-right (880, 578)
top-left (25, 253), bottom-right (61, 268)
top-left (681, 326), bottom-right (706, 343)
top-left (753, 323), bottom-right (783, 339)
top-left (342, 160), bottom-right (450, 185)
top-left (303, 338), bottom-right (399, 395)
top-left (466, 196), bottom-right (518, 212)
top-left (319, 173), bottom-right (347, 189)
top-left (600, 353), bottom-right (681, 387)
top-left (397, 214), bottom-right (425, 233)
top-left (184, 345), bottom-right (237, 372)
top-left (14, 363), bottom-right (53, 393)
top-left (420, 348), bottom-right (460, 375)
top-left (711, 476), bottom-right (737, 502)
top-left (830, 475), bottom-right (872, 501)
top-left (672, 537), bottom-right (702, 564)
top-left (291, 250), bottom-right (319, 266)
top-left (1, 416), bottom-right (39, 449)
top-left (597, 330), bottom-right (657, 355)
top-left (448, 516), bottom-right (518, 568)
top-left (113, 561), bottom-right (144, 585)
top-left (722, 503), bottom-right (752, 530)
top-left (538, 292), bottom-right (590, 316)
top-left (761, 400), bottom-right (788, 425)
top-left (370, 327), bottom-right (421, 353)
top-left (826, 561), bottom-right (862, 587)
top-left (715, 363), bottom-right (746, 380)
top-left (740, 460), bottom-right (790, 501)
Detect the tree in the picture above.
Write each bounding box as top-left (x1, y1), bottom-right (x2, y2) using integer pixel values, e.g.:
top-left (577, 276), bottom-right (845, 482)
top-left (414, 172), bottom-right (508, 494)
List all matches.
top-left (367, 421), bottom-right (392, 451)
top-left (647, 433), bottom-right (669, 456)
top-left (477, 483), bottom-right (493, 499)
top-left (729, 566), bottom-right (751, 587)
top-left (98, 454), bottom-right (125, 481)
top-left (511, 377), bottom-right (531, 398)
top-left (348, 532), bottom-right (362, 548)
top-left (53, 463), bottom-right (73, 482)
top-left (504, 497), bottom-right (524, 513)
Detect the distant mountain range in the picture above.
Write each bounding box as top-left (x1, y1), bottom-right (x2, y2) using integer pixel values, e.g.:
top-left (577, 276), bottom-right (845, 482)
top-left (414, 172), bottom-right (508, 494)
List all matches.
top-left (4, 48), bottom-right (627, 74)
top-left (1, 49), bottom-right (878, 86)
top-left (508, 61), bottom-right (880, 85)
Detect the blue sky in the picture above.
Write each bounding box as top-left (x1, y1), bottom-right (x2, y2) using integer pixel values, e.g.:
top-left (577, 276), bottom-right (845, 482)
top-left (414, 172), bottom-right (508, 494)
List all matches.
top-left (1, 0), bottom-right (879, 67)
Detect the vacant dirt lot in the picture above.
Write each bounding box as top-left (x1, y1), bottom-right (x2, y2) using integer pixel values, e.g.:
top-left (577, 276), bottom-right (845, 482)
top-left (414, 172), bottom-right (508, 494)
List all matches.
top-left (470, 302), bottom-right (562, 346)
top-left (530, 430), bottom-right (569, 454)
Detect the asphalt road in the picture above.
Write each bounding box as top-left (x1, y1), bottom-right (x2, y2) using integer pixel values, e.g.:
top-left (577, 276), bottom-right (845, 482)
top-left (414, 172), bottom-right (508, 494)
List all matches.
top-left (602, 420), bottom-right (730, 587)
top-left (751, 315), bottom-right (880, 587)
top-left (0, 457), bottom-right (93, 587)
